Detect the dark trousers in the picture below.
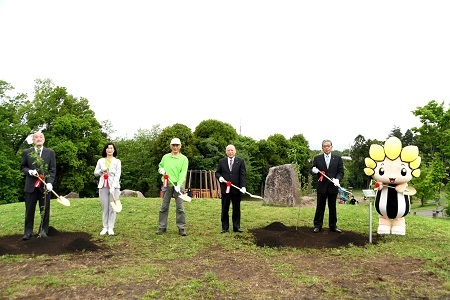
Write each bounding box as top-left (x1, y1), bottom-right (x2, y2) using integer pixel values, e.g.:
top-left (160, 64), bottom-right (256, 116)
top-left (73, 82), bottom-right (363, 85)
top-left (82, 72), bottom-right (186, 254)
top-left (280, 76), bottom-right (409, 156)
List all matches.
top-left (24, 190), bottom-right (51, 235)
top-left (313, 191), bottom-right (338, 229)
top-left (221, 193), bottom-right (241, 231)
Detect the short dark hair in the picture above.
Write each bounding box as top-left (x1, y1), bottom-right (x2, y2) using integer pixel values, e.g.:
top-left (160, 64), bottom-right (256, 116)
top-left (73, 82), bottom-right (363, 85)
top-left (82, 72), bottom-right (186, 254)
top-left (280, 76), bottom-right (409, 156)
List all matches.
top-left (101, 142), bottom-right (117, 157)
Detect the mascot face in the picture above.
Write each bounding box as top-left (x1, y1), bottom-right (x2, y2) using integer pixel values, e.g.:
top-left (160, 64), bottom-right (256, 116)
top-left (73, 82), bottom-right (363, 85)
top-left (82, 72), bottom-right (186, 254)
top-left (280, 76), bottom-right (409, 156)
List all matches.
top-left (373, 157), bottom-right (413, 185)
top-left (364, 136), bottom-right (421, 183)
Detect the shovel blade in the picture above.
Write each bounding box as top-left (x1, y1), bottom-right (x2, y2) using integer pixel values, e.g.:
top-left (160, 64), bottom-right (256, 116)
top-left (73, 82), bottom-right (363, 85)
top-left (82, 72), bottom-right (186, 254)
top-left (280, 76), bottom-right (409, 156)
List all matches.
top-left (110, 200), bottom-right (122, 212)
top-left (57, 196), bottom-right (71, 206)
top-left (179, 194), bottom-right (192, 202)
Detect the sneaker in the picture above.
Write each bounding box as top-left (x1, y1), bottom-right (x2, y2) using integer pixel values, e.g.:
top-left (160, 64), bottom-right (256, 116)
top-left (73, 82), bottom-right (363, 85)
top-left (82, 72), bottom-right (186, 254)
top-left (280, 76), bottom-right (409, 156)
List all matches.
top-left (156, 228), bottom-right (166, 235)
top-left (100, 228), bottom-right (108, 235)
top-left (108, 229), bottom-right (115, 235)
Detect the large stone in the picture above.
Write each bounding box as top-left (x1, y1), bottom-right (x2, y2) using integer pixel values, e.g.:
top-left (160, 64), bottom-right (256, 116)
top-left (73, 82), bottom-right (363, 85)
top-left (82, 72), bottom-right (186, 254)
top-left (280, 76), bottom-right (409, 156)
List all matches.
top-left (263, 164), bottom-right (299, 206)
top-left (120, 189), bottom-right (145, 198)
top-left (64, 192), bottom-right (79, 198)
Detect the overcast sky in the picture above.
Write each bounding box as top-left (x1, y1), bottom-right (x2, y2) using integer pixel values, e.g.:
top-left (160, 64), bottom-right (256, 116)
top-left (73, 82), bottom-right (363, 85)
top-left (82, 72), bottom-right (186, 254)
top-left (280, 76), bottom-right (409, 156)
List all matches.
top-left (1, 1), bottom-right (449, 150)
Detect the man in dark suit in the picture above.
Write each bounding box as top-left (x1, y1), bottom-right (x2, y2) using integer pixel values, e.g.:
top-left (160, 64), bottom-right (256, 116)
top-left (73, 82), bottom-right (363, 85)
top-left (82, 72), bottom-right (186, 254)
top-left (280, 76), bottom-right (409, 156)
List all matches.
top-left (310, 139), bottom-right (344, 233)
top-left (215, 144), bottom-right (247, 233)
top-left (20, 132), bottom-right (56, 240)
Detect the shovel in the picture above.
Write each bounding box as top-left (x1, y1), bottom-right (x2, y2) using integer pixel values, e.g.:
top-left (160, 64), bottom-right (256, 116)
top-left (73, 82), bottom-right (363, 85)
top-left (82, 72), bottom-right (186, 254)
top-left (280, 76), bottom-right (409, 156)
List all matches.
top-left (372, 180), bottom-right (416, 196)
top-left (34, 175), bottom-right (70, 206)
top-left (167, 177), bottom-right (192, 202)
top-left (318, 171), bottom-right (354, 197)
top-left (110, 192), bottom-right (123, 213)
top-left (229, 183), bottom-right (264, 200)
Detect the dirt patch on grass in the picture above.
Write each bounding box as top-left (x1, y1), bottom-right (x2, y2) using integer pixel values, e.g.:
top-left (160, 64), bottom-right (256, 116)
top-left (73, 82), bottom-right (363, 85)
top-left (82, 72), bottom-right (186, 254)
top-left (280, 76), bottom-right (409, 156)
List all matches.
top-left (0, 224), bottom-right (447, 299)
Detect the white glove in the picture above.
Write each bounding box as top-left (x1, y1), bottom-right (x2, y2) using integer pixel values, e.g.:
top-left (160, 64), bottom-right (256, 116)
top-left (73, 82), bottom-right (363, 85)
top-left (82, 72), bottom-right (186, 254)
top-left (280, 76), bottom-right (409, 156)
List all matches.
top-left (158, 168), bottom-right (165, 175)
top-left (219, 176), bottom-right (226, 183)
top-left (46, 183), bottom-right (53, 191)
top-left (174, 185), bottom-right (181, 193)
top-left (332, 178), bottom-right (340, 187)
top-left (312, 167), bottom-right (319, 174)
top-left (28, 169), bottom-right (38, 176)
top-left (240, 187), bottom-right (246, 194)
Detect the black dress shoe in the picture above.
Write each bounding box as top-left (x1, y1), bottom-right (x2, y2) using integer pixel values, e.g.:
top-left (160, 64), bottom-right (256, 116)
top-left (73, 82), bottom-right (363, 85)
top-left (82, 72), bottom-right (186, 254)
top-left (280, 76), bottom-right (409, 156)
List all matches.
top-left (221, 230), bottom-right (228, 233)
top-left (233, 229), bottom-right (243, 233)
top-left (330, 228), bottom-right (342, 233)
top-left (22, 234), bottom-right (32, 240)
top-left (313, 227), bottom-right (321, 233)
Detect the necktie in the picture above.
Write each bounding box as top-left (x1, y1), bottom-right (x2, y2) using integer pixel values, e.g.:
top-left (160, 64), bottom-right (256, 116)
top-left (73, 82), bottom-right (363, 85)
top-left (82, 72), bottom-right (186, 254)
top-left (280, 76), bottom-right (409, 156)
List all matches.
top-left (229, 159), bottom-right (233, 171)
top-left (325, 155), bottom-right (330, 168)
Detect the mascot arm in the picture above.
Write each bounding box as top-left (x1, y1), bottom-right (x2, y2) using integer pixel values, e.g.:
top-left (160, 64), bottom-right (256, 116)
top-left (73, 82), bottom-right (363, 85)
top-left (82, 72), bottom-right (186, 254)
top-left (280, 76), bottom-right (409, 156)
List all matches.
top-left (396, 182), bottom-right (408, 193)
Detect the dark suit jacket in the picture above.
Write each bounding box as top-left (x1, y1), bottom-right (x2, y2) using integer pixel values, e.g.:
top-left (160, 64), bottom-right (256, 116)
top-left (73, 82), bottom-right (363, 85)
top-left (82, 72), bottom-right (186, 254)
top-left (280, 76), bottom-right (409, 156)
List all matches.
top-left (310, 153), bottom-right (344, 194)
top-left (21, 147), bottom-right (56, 193)
top-left (215, 156), bottom-right (246, 195)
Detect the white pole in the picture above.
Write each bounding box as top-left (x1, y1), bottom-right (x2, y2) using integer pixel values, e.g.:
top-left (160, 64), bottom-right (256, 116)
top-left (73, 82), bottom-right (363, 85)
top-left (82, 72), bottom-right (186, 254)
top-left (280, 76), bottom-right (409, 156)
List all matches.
top-left (369, 198), bottom-right (372, 244)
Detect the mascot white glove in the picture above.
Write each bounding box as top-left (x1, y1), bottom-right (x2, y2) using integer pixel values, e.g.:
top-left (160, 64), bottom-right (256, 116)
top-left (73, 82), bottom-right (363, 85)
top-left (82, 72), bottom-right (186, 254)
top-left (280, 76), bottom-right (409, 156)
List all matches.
top-left (311, 167), bottom-right (319, 174)
top-left (219, 176), bottom-right (226, 183)
top-left (332, 178), bottom-right (340, 187)
top-left (174, 185), bottom-right (181, 193)
top-left (28, 169), bottom-right (38, 176)
top-left (46, 183), bottom-right (53, 192)
top-left (158, 168), bottom-right (165, 175)
top-left (240, 187), bottom-right (246, 194)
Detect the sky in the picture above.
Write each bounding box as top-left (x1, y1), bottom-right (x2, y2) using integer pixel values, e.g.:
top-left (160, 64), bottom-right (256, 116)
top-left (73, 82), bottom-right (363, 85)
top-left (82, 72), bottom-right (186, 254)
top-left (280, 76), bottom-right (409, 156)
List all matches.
top-left (1, 1), bottom-right (450, 151)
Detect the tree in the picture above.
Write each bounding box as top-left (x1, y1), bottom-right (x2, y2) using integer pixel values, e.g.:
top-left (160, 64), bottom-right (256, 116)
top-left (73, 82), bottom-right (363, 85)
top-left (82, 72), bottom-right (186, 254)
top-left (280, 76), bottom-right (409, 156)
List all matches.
top-left (412, 100), bottom-right (450, 161)
top-left (115, 127), bottom-right (161, 197)
top-left (23, 79), bottom-right (107, 197)
top-left (0, 80), bottom-right (32, 203)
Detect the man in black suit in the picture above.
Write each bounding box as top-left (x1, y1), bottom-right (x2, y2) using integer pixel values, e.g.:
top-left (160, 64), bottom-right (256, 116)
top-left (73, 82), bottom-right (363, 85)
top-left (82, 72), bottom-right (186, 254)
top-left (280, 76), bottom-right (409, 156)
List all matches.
top-left (20, 132), bottom-right (56, 240)
top-left (310, 139), bottom-right (344, 233)
top-left (215, 144), bottom-right (247, 233)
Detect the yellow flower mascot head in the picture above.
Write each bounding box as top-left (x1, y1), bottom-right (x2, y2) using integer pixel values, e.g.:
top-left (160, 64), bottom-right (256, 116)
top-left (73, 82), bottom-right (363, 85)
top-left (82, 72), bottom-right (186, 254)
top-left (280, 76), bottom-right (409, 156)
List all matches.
top-left (364, 136), bottom-right (421, 235)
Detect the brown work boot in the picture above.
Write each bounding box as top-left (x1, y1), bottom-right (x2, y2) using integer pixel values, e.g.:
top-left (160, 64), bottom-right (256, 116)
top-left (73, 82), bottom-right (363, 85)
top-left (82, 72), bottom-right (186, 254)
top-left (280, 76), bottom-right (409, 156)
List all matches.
top-left (156, 228), bottom-right (166, 235)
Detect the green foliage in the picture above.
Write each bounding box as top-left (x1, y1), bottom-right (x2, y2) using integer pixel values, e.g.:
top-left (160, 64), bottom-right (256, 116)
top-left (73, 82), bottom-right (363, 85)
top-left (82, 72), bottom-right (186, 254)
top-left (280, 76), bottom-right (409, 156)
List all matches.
top-left (194, 119), bottom-right (238, 152)
top-left (115, 128), bottom-right (161, 197)
top-left (3, 78), bottom-right (450, 206)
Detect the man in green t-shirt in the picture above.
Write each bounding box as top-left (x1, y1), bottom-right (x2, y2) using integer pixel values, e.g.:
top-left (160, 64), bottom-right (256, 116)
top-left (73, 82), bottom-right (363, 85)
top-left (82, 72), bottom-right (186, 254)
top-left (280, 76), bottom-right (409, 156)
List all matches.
top-left (156, 138), bottom-right (189, 236)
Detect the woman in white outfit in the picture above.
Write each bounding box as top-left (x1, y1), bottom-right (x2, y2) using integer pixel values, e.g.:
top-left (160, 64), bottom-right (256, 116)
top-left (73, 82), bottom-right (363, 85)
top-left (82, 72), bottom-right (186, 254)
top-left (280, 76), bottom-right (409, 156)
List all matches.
top-left (94, 143), bottom-right (121, 235)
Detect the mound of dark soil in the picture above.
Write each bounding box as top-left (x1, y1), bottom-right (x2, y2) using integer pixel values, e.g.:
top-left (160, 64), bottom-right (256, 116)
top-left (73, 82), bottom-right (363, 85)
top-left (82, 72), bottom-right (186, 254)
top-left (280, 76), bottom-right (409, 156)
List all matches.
top-left (249, 222), bottom-right (379, 249)
top-left (0, 226), bottom-right (102, 256)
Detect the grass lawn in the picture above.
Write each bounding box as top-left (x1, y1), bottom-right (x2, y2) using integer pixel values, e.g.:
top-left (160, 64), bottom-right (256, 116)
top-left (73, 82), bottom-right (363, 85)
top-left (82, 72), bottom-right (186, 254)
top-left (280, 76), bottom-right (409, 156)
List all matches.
top-left (0, 194), bottom-right (449, 299)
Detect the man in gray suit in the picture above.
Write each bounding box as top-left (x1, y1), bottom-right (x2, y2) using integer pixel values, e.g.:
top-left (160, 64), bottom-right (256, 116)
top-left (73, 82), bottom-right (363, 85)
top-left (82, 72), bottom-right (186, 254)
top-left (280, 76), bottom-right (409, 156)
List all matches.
top-left (310, 139), bottom-right (344, 233)
top-left (21, 132), bottom-right (56, 240)
top-left (215, 144), bottom-right (247, 233)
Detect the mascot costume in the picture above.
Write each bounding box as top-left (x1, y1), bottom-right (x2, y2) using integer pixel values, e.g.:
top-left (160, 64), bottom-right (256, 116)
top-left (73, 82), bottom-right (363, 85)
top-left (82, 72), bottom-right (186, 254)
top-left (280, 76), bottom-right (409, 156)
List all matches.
top-left (364, 136), bottom-right (421, 235)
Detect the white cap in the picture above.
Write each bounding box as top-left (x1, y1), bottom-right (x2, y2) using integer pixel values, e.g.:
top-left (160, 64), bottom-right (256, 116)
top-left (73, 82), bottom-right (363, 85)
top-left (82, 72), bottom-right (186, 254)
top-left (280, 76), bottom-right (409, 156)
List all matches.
top-left (170, 138), bottom-right (181, 145)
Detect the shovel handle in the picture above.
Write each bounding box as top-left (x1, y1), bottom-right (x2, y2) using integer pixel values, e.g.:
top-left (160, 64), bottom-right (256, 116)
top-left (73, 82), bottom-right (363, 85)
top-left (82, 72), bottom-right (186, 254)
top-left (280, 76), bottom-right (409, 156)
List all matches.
top-left (35, 175), bottom-right (61, 198)
top-left (229, 183), bottom-right (263, 199)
